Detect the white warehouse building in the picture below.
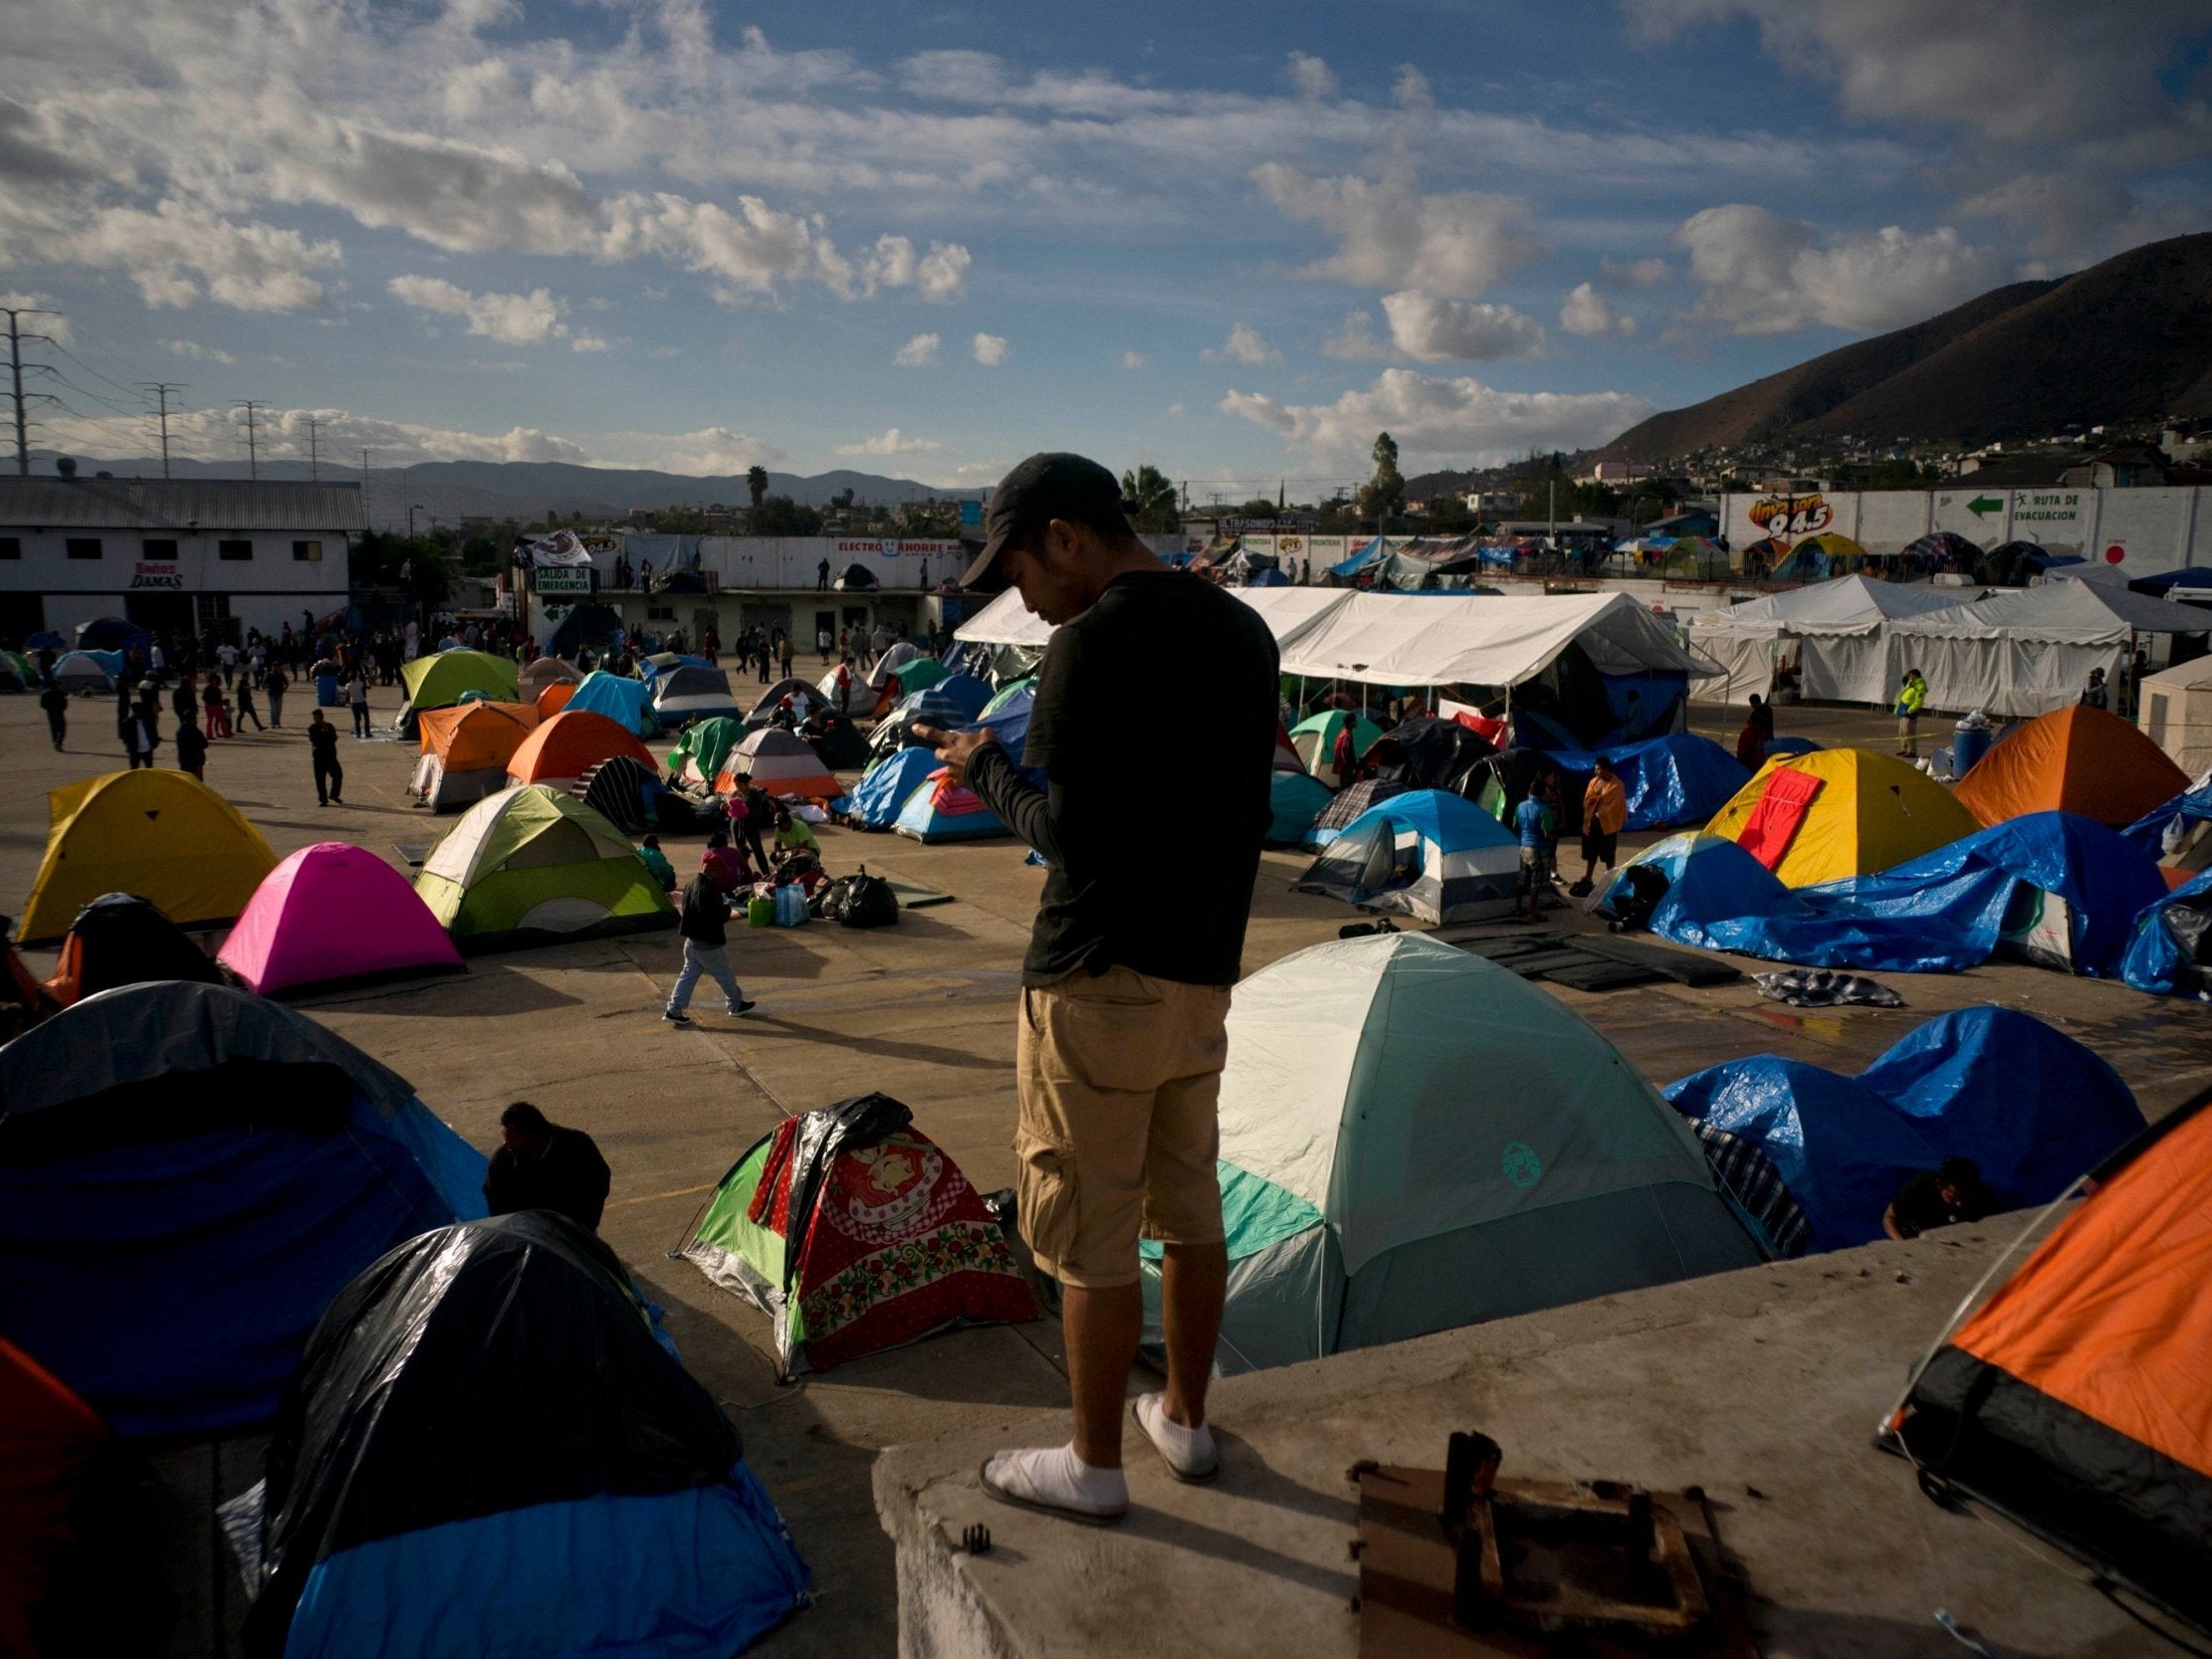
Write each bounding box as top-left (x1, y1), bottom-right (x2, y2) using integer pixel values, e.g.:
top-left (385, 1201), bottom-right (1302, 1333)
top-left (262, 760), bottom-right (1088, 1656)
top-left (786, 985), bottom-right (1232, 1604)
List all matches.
top-left (0, 473), bottom-right (361, 648)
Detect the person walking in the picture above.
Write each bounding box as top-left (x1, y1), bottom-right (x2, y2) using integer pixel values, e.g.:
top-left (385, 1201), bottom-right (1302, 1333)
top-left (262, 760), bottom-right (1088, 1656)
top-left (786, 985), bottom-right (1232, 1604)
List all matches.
top-left (39, 677), bottom-right (67, 750)
top-left (663, 867), bottom-right (756, 1026)
top-left (201, 674), bottom-right (232, 739)
top-left (817, 624), bottom-right (832, 664)
top-left (778, 630), bottom-right (794, 679)
top-left (265, 662), bottom-right (289, 728)
top-left (347, 666), bottom-right (372, 737)
top-left (234, 673), bottom-right (265, 731)
top-left (172, 672), bottom-right (199, 729)
top-left (174, 714), bottom-right (208, 780)
top-left (308, 709), bottom-right (343, 804)
top-left (1894, 669), bottom-right (1927, 758)
top-left (127, 684), bottom-right (161, 770)
top-left (919, 453), bottom-right (1278, 1526)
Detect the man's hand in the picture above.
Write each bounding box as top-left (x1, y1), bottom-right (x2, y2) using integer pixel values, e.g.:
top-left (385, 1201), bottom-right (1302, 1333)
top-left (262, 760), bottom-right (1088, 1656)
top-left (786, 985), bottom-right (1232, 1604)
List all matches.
top-left (913, 723), bottom-right (996, 788)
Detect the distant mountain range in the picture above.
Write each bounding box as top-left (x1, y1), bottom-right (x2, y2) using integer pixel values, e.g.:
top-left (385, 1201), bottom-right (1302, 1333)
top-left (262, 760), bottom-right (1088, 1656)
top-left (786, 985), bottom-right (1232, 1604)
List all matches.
top-left (28, 453), bottom-right (984, 529)
top-left (1596, 231), bottom-right (2212, 462)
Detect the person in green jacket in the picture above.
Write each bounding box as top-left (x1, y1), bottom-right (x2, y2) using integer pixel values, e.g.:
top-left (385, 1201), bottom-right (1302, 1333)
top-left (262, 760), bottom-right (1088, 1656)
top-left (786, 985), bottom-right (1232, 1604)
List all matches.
top-left (635, 833), bottom-right (677, 892)
top-left (1893, 669), bottom-right (1927, 758)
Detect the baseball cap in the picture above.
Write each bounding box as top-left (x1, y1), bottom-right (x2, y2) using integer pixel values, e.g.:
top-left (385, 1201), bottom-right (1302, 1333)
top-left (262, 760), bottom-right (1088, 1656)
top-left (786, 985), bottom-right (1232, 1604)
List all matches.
top-left (960, 452), bottom-right (1131, 593)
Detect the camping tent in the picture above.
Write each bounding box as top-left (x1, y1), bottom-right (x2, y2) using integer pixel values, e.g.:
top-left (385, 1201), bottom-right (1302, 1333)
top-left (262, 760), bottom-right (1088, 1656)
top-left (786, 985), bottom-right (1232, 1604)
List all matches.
top-left (49, 652), bottom-right (114, 695)
top-left (398, 649), bottom-right (521, 713)
top-left (1888, 578), bottom-right (2208, 717)
top-left (863, 640), bottom-right (928, 689)
top-left (746, 677), bottom-right (822, 726)
top-left (576, 754), bottom-right (665, 836)
top-left (1701, 748), bottom-right (1978, 887)
top-left (670, 715), bottom-right (746, 787)
top-left (1358, 717), bottom-right (1498, 798)
top-left (74, 616), bottom-right (148, 662)
top-left (535, 680), bottom-right (574, 718)
top-left (651, 664), bottom-right (746, 726)
top-left (1883, 1095), bottom-right (2212, 1637)
top-left (1542, 733), bottom-right (1752, 831)
top-left (1276, 591), bottom-right (1717, 690)
top-left (868, 676), bottom-right (993, 759)
top-left (1666, 1007), bottom-right (2140, 1252)
top-left (0, 1338), bottom-right (111, 1659)
top-left (1689, 576), bottom-right (1975, 705)
top-left (506, 709), bottom-right (658, 789)
top-left (1953, 704), bottom-right (2189, 828)
top-left (563, 670), bottom-right (657, 736)
top-left (894, 769), bottom-right (1007, 842)
top-left (0, 982), bottom-right (484, 1436)
top-left (415, 785), bottom-right (675, 950)
top-left (518, 655), bottom-right (581, 692)
top-left (41, 891), bottom-right (221, 1006)
top-left (844, 746), bottom-right (945, 829)
top-left (19, 769), bottom-right (278, 944)
top-left (955, 584), bottom-right (1358, 656)
top-left (2137, 654), bottom-right (2212, 778)
top-left (239, 1210), bottom-right (809, 1659)
top-left (684, 1093), bottom-right (1036, 1375)
top-left (723, 726), bottom-right (841, 799)
top-left (1152, 933), bottom-right (1763, 1374)
top-left (1291, 789), bottom-right (1520, 923)
top-left (544, 602), bottom-right (624, 659)
top-left (1290, 710), bottom-right (1383, 775)
top-left (1266, 771), bottom-right (1336, 847)
top-left (220, 842), bottom-right (465, 996)
top-left (409, 701), bottom-right (539, 811)
top-left (2122, 867), bottom-right (2212, 995)
top-left (883, 656), bottom-right (949, 698)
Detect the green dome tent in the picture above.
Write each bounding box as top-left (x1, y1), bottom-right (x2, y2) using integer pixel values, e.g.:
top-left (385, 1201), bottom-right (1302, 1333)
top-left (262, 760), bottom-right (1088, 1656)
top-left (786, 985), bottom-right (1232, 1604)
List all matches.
top-left (1290, 711), bottom-right (1383, 776)
top-left (668, 715), bottom-right (746, 786)
top-left (399, 650), bottom-right (521, 715)
top-left (414, 785), bottom-right (674, 951)
top-left (1142, 933), bottom-right (1765, 1374)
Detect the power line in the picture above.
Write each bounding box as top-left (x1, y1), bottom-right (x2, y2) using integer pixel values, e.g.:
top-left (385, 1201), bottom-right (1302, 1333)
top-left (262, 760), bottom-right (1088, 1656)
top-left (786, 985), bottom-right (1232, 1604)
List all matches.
top-left (140, 382), bottom-right (187, 478)
top-left (305, 415), bottom-right (320, 480)
top-left (234, 400), bottom-right (265, 478)
top-left (3, 306), bottom-right (61, 476)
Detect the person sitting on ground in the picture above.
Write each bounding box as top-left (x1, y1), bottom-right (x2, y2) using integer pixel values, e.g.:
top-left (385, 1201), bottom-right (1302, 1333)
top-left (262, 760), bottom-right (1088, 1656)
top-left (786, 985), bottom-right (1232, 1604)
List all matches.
top-left (771, 807), bottom-right (818, 866)
top-left (700, 827), bottom-right (749, 890)
top-left (1571, 757), bottom-right (1627, 898)
top-left (636, 833), bottom-right (676, 893)
top-left (483, 1101), bottom-right (612, 1231)
top-left (1882, 1156), bottom-right (2000, 1241)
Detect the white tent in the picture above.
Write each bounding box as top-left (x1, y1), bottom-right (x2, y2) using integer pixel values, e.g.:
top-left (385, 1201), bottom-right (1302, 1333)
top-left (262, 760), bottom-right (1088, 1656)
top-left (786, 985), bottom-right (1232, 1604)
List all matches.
top-left (1888, 579), bottom-right (2208, 717)
top-left (1276, 591), bottom-right (1716, 689)
top-left (954, 584), bottom-right (1354, 652)
top-left (2139, 655), bottom-right (2212, 778)
top-left (1691, 576), bottom-right (1977, 706)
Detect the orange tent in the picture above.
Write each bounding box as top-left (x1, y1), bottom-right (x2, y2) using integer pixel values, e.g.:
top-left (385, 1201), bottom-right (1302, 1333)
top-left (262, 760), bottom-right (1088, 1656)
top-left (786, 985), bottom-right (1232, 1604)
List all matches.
top-left (0, 1339), bottom-right (108, 1658)
top-left (417, 701), bottom-right (539, 768)
top-left (1888, 1092), bottom-right (2212, 1634)
top-left (536, 680), bottom-right (574, 718)
top-left (506, 709), bottom-right (657, 787)
top-left (1954, 704), bottom-right (2189, 828)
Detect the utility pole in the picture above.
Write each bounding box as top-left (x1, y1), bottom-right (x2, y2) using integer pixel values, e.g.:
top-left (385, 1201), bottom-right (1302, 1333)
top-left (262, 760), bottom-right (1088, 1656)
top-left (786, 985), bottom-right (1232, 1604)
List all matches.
top-left (139, 382), bottom-right (186, 479)
top-left (305, 416), bottom-right (320, 480)
top-left (3, 306), bottom-right (59, 477)
top-left (234, 400), bottom-right (265, 478)
top-left (359, 448), bottom-right (372, 530)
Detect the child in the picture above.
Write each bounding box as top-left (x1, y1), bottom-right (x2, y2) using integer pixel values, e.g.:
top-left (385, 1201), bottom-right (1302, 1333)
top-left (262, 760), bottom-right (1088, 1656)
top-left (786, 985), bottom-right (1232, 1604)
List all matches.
top-left (637, 833), bottom-right (677, 892)
top-left (701, 828), bottom-right (750, 891)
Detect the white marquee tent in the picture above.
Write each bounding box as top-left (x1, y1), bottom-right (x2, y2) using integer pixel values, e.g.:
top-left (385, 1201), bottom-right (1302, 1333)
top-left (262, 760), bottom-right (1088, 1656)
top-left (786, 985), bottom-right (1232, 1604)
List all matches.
top-left (1275, 591), bottom-right (1717, 690)
top-left (1690, 576), bottom-right (1980, 707)
top-left (2137, 654), bottom-right (2212, 778)
top-left (1888, 577), bottom-right (2208, 717)
top-left (955, 584), bottom-right (1355, 653)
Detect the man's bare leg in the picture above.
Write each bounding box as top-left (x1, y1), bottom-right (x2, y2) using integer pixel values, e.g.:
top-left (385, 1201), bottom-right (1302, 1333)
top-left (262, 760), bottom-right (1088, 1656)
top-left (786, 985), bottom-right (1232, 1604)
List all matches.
top-left (1160, 1240), bottom-right (1226, 1429)
top-left (1063, 1281), bottom-right (1143, 1467)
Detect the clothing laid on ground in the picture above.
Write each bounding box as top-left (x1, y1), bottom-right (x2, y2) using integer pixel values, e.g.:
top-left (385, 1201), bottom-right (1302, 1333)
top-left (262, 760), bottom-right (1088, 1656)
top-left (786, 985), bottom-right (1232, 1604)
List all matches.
top-left (484, 1127), bottom-right (612, 1230)
top-left (966, 569), bottom-right (1279, 988)
top-left (1888, 1169), bottom-right (1997, 1238)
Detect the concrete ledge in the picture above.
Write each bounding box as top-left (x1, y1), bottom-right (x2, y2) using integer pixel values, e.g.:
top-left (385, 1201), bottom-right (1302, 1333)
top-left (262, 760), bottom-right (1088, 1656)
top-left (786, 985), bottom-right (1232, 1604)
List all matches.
top-left (876, 1225), bottom-right (2168, 1659)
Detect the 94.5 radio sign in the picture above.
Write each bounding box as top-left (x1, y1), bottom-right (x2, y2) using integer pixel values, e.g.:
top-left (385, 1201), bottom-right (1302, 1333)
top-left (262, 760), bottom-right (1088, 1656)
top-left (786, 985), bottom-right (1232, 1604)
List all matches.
top-left (1747, 493), bottom-right (1833, 538)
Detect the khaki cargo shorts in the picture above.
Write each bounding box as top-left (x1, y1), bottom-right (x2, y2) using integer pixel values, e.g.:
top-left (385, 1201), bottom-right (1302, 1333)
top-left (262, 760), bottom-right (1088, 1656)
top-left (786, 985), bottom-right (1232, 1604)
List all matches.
top-left (1013, 964), bottom-right (1231, 1289)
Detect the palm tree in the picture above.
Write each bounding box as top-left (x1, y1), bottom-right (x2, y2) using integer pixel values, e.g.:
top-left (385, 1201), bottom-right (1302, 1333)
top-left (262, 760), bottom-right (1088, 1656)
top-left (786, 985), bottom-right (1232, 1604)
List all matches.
top-left (1121, 462), bottom-right (1179, 529)
top-left (746, 465), bottom-right (769, 512)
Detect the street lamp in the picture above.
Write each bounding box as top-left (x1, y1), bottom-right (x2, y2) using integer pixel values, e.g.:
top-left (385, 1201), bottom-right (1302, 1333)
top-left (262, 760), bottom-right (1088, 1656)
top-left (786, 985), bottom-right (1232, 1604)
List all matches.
top-left (407, 503), bottom-right (424, 538)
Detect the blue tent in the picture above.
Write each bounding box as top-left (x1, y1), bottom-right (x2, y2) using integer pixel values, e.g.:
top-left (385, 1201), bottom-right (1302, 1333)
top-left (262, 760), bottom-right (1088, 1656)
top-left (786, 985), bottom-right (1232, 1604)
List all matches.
top-left (24, 629), bottom-right (66, 652)
top-left (76, 616), bottom-right (150, 661)
top-left (565, 670), bottom-right (657, 736)
top-left (1609, 813), bottom-right (2167, 976)
top-left (1764, 734), bottom-right (1821, 758)
top-left (2121, 867), bottom-right (2212, 995)
top-left (845, 745), bottom-right (945, 828)
top-left (1666, 1007), bottom-right (2141, 1250)
top-left (2128, 567), bottom-right (2212, 593)
top-left (0, 983), bottom-right (485, 1437)
top-left (1330, 536), bottom-right (1386, 579)
top-left (1542, 733), bottom-right (1751, 830)
top-left (1266, 770), bottom-right (1336, 847)
top-left (1245, 566), bottom-right (1290, 587)
top-left (1291, 788), bottom-right (1521, 924)
top-left (2120, 777), bottom-right (2212, 858)
top-left (898, 672), bottom-right (990, 726)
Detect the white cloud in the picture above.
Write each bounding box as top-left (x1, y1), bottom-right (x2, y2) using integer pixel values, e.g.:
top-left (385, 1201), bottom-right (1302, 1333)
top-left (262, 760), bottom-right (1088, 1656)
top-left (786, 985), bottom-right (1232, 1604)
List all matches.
top-left (1202, 322), bottom-right (1277, 364)
top-left (163, 337), bottom-right (236, 363)
top-left (1166, 402), bottom-right (1185, 418)
top-left (568, 333), bottom-right (610, 352)
top-left (972, 331), bottom-right (1007, 365)
top-left (836, 426), bottom-right (944, 457)
top-left (595, 425), bottom-right (791, 474)
top-left (56, 200), bottom-right (339, 311)
top-left (1121, 350), bottom-right (1148, 369)
top-left (1324, 295), bottom-right (1540, 361)
top-left (894, 331), bottom-right (941, 366)
top-left (1674, 204), bottom-right (2000, 333)
top-left (1285, 52), bottom-right (1338, 103)
top-left (1321, 311), bottom-right (1391, 360)
top-left (42, 401), bottom-right (593, 467)
top-left (1559, 283), bottom-right (1634, 337)
top-left (0, 292), bottom-right (70, 342)
top-left (388, 274), bottom-right (562, 343)
top-left (1602, 256), bottom-right (1669, 290)
top-left (1252, 165), bottom-right (1539, 299)
top-left (916, 242), bottom-right (971, 302)
top-left (1220, 367), bottom-right (1652, 467)
top-left (1391, 66), bottom-right (1433, 109)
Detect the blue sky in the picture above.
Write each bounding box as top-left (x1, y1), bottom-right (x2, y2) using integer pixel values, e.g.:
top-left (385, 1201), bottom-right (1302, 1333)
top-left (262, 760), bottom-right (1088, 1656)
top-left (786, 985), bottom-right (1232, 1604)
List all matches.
top-left (3, 0), bottom-right (2207, 495)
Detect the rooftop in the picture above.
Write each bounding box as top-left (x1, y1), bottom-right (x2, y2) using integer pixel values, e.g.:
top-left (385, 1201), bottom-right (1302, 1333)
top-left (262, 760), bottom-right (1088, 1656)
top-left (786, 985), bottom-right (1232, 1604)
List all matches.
top-left (0, 475), bottom-right (365, 532)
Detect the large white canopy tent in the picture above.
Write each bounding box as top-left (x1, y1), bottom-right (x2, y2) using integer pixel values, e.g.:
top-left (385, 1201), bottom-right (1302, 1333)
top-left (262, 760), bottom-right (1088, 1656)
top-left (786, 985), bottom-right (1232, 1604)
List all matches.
top-left (1690, 575), bottom-right (1975, 706)
top-left (954, 584), bottom-right (1355, 653)
top-left (1888, 578), bottom-right (2209, 718)
top-left (2135, 654), bottom-right (2212, 778)
top-left (1274, 591), bottom-right (1717, 692)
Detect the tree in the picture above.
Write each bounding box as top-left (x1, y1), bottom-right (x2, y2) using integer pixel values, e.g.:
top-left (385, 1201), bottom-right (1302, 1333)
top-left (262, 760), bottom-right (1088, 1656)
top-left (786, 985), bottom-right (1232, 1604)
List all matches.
top-left (747, 465), bottom-right (770, 511)
top-left (751, 495), bottom-right (821, 536)
top-left (1121, 463), bottom-right (1180, 530)
top-left (1357, 430), bottom-right (1405, 525)
top-left (1236, 497), bottom-right (1279, 519)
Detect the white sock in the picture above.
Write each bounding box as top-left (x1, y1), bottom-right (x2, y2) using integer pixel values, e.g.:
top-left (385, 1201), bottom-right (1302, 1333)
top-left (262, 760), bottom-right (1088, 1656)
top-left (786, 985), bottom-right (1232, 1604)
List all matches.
top-left (983, 1443), bottom-right (1127, 1515)
top-left (1136, 1392), bottom-right (1217, 1477)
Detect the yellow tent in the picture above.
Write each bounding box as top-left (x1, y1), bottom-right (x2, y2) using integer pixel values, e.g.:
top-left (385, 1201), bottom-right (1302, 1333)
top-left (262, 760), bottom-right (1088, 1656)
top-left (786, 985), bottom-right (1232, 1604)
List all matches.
top-left (19, 770), bottom-right (279, 944)
top-left (1701, 748), bottom-right (1978, 888)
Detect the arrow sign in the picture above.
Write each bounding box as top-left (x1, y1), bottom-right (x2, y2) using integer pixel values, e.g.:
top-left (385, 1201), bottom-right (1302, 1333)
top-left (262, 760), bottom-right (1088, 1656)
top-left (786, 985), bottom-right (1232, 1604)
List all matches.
top-left (1967, 495), bottom-right (2004, 518)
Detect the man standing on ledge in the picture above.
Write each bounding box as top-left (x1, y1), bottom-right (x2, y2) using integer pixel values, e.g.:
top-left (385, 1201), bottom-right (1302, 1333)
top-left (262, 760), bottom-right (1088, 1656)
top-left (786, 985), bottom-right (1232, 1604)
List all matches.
top-left (918, 453), bottom-right (1278, 1526)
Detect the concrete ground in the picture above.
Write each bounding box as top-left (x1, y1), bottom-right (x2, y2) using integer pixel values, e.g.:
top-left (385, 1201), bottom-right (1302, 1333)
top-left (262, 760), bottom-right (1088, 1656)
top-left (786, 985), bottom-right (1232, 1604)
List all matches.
top-left (4, 682), bottom-right (2206, 1657)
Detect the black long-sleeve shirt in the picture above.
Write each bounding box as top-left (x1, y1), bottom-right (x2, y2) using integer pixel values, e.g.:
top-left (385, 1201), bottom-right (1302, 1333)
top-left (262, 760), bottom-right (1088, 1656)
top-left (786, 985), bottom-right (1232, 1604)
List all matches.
top-left (967, 569), bottom-right (1278, 987)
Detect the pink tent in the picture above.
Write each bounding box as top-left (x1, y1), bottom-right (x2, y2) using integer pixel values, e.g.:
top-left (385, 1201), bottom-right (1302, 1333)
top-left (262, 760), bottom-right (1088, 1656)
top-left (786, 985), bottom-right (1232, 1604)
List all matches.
top-left (219, 842), bottom-right (464, 996)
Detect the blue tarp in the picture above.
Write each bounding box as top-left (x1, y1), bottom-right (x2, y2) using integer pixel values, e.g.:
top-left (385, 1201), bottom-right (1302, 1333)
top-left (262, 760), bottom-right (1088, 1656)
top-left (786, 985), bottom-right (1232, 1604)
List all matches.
top-left (286, 1464), bottom-right (809, 1659)
top-left (846, 746), bottom-right (944, 828)
top-left (2121, 778), bottom-right (2212, 858)
top-left (1267, 771), bottom-right (1335, 845)
top-left (1541, 733), bottom-right (1751, 830)
top-left (2129, 567), bottom-right (2212, 592)
top-left (1665, 1007), bottom-right (2141, 1250)
top-left (2121, 868), bottom-right (2212, 995)
top-left (1613, 813), bottom-right (2168, 976)
top-left (1330, 536), bottom-right (1387, 579)
top-left (565, 672), bottom-right (657, 736)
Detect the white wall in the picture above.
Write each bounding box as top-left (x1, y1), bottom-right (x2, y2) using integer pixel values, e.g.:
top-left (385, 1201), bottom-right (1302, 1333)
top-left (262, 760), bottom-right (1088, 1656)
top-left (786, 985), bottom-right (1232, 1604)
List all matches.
top-left (602, 532), bottom-right (1187, 590)
top-left (1722, 485), bottom-right (2210, 575)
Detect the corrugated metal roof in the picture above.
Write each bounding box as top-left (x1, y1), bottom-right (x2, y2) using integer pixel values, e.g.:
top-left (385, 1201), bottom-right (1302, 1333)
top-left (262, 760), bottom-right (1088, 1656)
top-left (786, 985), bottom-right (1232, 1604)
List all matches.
top-left (0, 477), bottom-right (365, 531)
